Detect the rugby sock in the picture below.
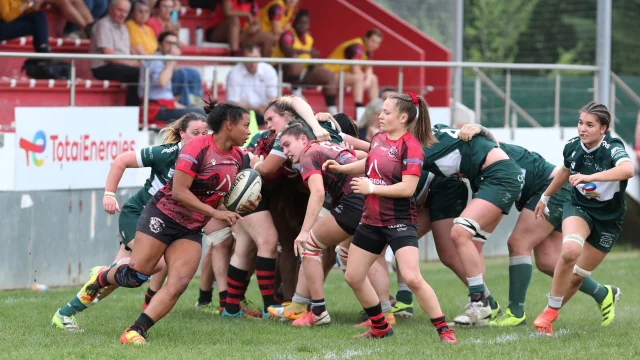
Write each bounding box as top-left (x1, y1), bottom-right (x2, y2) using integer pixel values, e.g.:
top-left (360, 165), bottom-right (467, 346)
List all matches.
top-left (198, 288), bottom-right (212, 304)
top-left (292, 292), bottom-right (312, 306)
top-left (311, 298), bottom-right (326, 316)
top-left (363, 303), bottom-right (389, 331)
top-left (59, 296), bottom-right (87, 317)
top-left (355, 102), bottom-right (365, 121)
top-left (144, 288), bottom-right (157, 307)
top-left (548, 295), bottom-right (563, 309)
top-left (380, 301), bottom-right (392, 314)
top-left (578, 277), bottom-right (609, 304)
top-left (219, 290), bottom-right (228, 312)
top-left (324, 95), bottom-right (337, 114)
top-left (130, 313), bottom-right (155, 335)
top-left (467, 273), bottom-right (486, 302)
top-left (256, 256), bottom-right (277, 310)
top-left (396, 283), bottom-right (413, 304)
top-left (225, 265), bottom-right (248, 314)
top-left (240, 279), bottom-right (250, 303)
top-left (508, 255), bottom-right (532, 317)
top-left (430, 315), bottom-right (450, 334)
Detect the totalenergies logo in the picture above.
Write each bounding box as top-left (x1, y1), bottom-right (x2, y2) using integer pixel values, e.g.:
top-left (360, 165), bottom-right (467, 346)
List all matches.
top-left (19, 131), bottom-right (135, 167)
top-left (19, 130), bottom-right (46, 167)
top-left (579, 182), bottom-right (599, 200)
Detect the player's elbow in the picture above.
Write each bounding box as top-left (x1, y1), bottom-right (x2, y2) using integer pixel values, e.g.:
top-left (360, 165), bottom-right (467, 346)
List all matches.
top-left (172, 186), bottom-right (188, 203)
top-left (621, 162), bottom-right (635, 179)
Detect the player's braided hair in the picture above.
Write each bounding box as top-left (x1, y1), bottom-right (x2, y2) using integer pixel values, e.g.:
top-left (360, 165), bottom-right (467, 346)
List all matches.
top-left (203, 94), bottom-right (249, 133)
top-left (580, 101), bottom-right (611, 132)
top-left (389, 93), bottom-right (436, 147)
top-left (159, 112), bottom-right (206, 144)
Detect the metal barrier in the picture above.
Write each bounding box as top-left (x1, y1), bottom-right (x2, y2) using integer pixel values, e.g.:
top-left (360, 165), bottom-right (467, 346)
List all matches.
top-left (0, 51), bottom-right (602, 131)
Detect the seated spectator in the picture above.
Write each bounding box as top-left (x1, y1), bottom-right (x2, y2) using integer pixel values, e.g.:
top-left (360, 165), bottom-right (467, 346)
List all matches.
top-left (324, 28), bottom-right (383, 120)
top-left (46, 0), bottom-right (95, 38)
top-left (272, 10), bottom-right (337, 114)
top-left (356, 98), bottom-right (382, 141)
top-left (226, 43), bottom-right (277, 126)
top-left (140, 31), bottom-right (205, 123)
top-left (146, 0), bottom-right (179, 38)
top-left (90, 0), bottom-right (139, 106)
top-left (206, 0), bottom-right (274, 57)
top-left (0, 0), bottom-right (50, 53)
top-left (256, 0), bottom-right (297, 38)
top-left (62, 0), bottom-right (107, 39)
top-left (379, 86), bottom-right (396, 100)
top-left (127, 0), bottom-right (203, 107)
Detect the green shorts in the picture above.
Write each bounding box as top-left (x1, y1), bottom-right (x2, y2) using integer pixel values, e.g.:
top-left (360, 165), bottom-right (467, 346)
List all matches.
top-left (519, 179), bottom-right (570, 232)
top-left (473, 159), bottom-right (524, 215)
top-left (426, 177), bottom-right (468, 222)
top-left (118, 201), bottom-right (143, 248)
top-left (562, 202), bottom-right (624, 253)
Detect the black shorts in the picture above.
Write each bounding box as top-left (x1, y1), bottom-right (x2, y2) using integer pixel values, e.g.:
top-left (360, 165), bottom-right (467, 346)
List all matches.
top-left (136, 204), bottom-right (203, 246)
top-left (352, 223), bottom-right (418, 255)
top-left (330, 193), bottom-right (364, 236)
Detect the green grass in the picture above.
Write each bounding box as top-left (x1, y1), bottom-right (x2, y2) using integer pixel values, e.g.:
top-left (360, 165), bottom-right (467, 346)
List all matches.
top-left (2, 253), bottom-right (640, 359)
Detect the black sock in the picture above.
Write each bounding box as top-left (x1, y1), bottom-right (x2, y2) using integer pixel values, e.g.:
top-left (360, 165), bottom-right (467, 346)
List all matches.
top-left (198, 288), bottom-right (213, 304)
top-left (470, 292), bottom-right (485, 303)
top-left (240, 279), bottom-right (251, 302)
top-left (219, 290), bottom-right (228, 311)
top-left (311, 298), bottom-right (326, 316)
top-left (363, 303), bottom-right (388, 331)
top-left (225, 265), bottom-right (248, 314)
top-left (129, 313), bottom-right (155, 335)
top-left (324, 95), bottom-right (336, 107)
top-left (144, 288), bottom-right (157, 305)
top-left (431, 315), bottom-right (449, 334)
top-left (355, 102), bottom-right (364, 108)
top-left (97, 269), bottom-right (111, 287)
top-left (256, 256), bottom-right (277, 310)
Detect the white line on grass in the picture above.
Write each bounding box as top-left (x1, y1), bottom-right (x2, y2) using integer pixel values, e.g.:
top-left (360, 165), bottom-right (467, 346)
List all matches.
top-left (463, 328), bottom-right (570, 345)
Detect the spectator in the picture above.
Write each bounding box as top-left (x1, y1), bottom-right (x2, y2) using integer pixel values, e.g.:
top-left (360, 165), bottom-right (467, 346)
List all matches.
top-left (356, 98), bottom-right (382, 141)
top-left (127, 1), bottom-right (203, 107)
top-left (324, 28), bottom-right (383, 121)
top-left (256, 0), bottom-right (297, 38)
top-left (46, 0), bottom-right (95, 38)
top-left (90, 0), bottom-right (140, 106)
top-left (226, 43), bottom-right (277, 126)
top-left (146, 0), bottom-right (179, 38)
top-left (62, 0), bottom-right (107, 39)
top-left (271, 9), bottom-right (337, 114)
top-left (0, 0), bottom-right (50, 53)
top-left (206, 0), bottom-right (274, 57)
top-left (379, 86), bottom-right (396, 100)
top-left (140, 31), bottom-right (205, 123)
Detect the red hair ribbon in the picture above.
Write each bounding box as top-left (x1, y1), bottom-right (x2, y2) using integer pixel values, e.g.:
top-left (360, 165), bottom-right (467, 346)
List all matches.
top-left (408, 92), bottom-right (419, 105)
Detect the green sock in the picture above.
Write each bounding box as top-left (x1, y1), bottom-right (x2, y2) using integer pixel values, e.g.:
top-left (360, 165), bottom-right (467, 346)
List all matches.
top-left (486, 294), bottom-right (498, 310)
top-left (59, 296), bottom-right (87, 317)
top-left (395, 283), bottom-right (413, 304)
top-left (579, 277), bottom-right (608, 303)
top-left (508, 256), bottom-right (532, 318)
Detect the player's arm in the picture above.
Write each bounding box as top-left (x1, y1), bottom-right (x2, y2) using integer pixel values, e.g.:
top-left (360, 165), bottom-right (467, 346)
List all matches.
top-left (221, 0), bottom-right (252, 18)
top-left (341, 134), bottom-right (370, 152)
top-left (354, 150), bottom-right (368, 159)
top-left (278, 31), bottom-right (297, 58)
top-left (290, 96), bottom-right (330, 141)
top-left (576, 161), bottom-right (634, 184)
top-left (294, 174), bottom-right (325, 255)
top-left (103, 150), bottom-right (144, 214)
top-left (323, 157), bottom-right (366, 175)
top-left (352, 174), bottom-right (419, 198)
top-left (250, 153), bottom-right (286, 178)
top-left (458, 124), bottom-right (498, 143)
top-left (534, 166), bottom-right (570, 219)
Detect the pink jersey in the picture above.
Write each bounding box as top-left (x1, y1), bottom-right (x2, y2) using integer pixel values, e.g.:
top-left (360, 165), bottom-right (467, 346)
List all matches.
top-left (152, 135), bottom-right (245, 230)
top-left (361, 132), bottom-right (424, 226)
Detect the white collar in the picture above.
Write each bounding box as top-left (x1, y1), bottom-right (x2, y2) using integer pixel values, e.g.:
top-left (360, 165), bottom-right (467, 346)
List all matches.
top-left (581, 134), bottom-right (606, 153)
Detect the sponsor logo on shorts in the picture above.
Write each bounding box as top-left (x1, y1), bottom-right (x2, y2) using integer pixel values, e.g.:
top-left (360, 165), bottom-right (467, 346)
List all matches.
top-left (388, 224), bottom-right (407, 231)
top-left (334, 204), bottom-right (343, 213)
top-left (149, 217), bottom-right (165, 233)
top-left (599, 232), bottom-right (614, 248)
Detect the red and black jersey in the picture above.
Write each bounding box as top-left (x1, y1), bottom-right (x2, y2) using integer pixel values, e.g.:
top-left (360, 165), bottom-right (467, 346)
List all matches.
top-left (153, 135), bottom-right (244, 230)
top-left (344, 42), bottom-right (370, 60)
top-left (298, 141), bottom-right (359, 203)
top-left (361, 132), bottom-right (424, 226)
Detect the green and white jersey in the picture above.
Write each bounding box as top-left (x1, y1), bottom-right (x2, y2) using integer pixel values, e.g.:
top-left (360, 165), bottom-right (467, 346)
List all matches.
top-left (563, 132), bottom-right (631, 220)
top-left (500, 143), bottom-right (555, 204)
top-left (127, 142), bottom-right (181, 210)
top-left (271, 119), bottom-right (343, 158)
top-left (422, 124), bottom-right (497, 182)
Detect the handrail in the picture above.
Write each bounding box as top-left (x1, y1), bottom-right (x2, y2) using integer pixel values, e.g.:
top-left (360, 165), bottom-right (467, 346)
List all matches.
top-left (0, 51), bottom-right (600, 71)
top-left (611, 72), bottom-right (640, 107)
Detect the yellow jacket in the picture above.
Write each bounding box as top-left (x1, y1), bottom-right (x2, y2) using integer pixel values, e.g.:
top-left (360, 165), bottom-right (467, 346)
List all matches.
top-left (0, 0), bottom-right (37, 23)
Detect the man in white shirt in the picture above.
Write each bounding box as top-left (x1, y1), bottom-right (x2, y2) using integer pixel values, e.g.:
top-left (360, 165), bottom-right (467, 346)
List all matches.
top-left (226, 43), bottom-right (278, 126)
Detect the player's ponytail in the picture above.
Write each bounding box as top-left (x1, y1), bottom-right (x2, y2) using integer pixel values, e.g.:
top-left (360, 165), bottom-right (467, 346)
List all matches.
top-left (203, 94), bottom-right (249, 133)
top-left (389, 93), bottom-right (436, 147)
top-left (159, 112), bottom-right (206, 144)
top-left (580, 101), bottom-right (611, 133)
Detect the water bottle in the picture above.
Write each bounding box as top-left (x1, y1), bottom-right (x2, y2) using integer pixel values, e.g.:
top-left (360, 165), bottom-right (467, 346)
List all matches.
top-left (32, 283), bottom-right (50, 292)
top-left (195, 26), bottom-right (204, 47)
top-left (170, 10), bottom-right (179, 26)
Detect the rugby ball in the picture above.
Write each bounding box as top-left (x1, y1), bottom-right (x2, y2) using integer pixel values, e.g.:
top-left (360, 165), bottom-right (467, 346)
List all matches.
top-left (224, 169), bottom-right (262, 212)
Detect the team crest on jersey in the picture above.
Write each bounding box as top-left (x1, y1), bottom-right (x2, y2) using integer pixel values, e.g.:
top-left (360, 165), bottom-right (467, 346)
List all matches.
top-left (387, 146), bottom-right (398, 157)
top-left (149, 217), bottom-right (165, 233)
top-left (583, 154), bottom-right (593, 167)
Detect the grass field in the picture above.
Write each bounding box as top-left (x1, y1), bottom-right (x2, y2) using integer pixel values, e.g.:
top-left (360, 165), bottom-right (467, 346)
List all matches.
top-left (2, 252), bottom-right (640, 359)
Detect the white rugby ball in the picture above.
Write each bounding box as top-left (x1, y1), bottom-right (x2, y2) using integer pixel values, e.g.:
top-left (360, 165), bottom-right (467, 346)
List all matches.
top-left (224, 169), bottom-right (262, 212)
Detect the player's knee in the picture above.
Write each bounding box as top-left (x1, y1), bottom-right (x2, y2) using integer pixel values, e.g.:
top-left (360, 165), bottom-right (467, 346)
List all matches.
top-left (167, 275), bottom-right (192, 297)
top-left (152, 257), bottom-right (166, 275)
top-left (256, 232), bottom-right (278, 253)
top-left (452, 217), bottom-right (489, 245)
top-left (534, 257), bottom-right (554, 276)
top-left (114, 264), bottom-right (149, 288)
top-left (439, 251), bottom-right (459, 271)
top-left (301, 231), bottom-right (326, 262)
top-left (344, 270), bottom-right (365, 290)
top-left (400, 269), bottom-right (424, 291)
top-left (506, 234), bottom-right (529, 255)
